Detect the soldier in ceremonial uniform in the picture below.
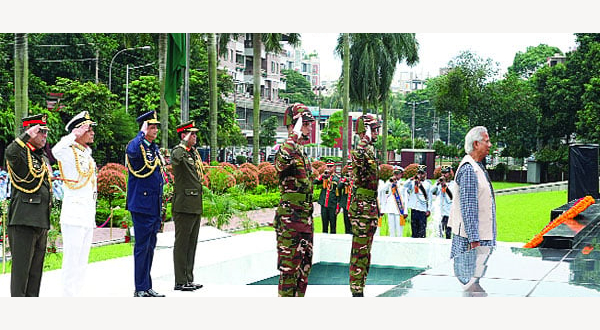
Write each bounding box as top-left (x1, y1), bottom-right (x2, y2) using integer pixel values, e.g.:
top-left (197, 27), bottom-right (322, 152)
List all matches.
top-left (405, 165), bottom-right (433, 238)
top-left (337, 165), bottom-right (353, 234)
top-left (348, 114), bottom-right (381, 297)
top-left (313, 162), bottom-right (340, 234)
top-left (273, 103), bottom-right (315, 297)
top-left (431, 165), bottom-right (456, 239)
top-left (126, 110), bottom-right (165, 297)
top-left (5, 114), bottom-right (52, 297)
top-left (171, 120), bottom-right (204, 292)
top-left (52, 111), bottom-right (98, 297)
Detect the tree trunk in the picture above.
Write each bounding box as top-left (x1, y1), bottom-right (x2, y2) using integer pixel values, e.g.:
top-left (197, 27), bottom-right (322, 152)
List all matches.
top-left (208, 33), bottom-right (218, 163)
top-left (14, 33), bottom-right (28, 136)
top-left (382, 100), bottom-right (388, 163)
top-left (252, 33), bottom-right (261, 165)
top-left (158, 33), bottom-right (168, 150)
top-left (342, 33), bottom-right (350, 167)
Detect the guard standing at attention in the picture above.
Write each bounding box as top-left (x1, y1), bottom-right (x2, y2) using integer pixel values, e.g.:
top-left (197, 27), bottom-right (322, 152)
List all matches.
top-left (5, 114), bottom-right (52, 297)
top-left (273, 103), bottom-right (315, 297)
top-left (126, 110), bottom-right (165, 297)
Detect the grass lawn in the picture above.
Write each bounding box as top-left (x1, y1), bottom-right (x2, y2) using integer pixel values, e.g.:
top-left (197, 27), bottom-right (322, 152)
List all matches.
top-left (492, 182), bottom-right (531, 190)
top-left (1, 242), bottom-right (134, 274)
top-left (235, 189), bottom-right (569, 244)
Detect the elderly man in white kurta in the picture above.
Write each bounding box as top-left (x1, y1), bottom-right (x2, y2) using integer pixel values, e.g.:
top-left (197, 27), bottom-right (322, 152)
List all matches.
top-left (52, 111), bottom-right (97, 296)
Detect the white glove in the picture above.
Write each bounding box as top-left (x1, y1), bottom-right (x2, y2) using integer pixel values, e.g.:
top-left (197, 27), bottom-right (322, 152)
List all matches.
top-left (365, 125), bottom-right (372, 141)
top-left (183, 131), bottom-right (192, 142)
top-left (141, 121), bottom-right (148, 135)
top-left (73, 124), bottom-right (89, 139)
top-left (293, 114), bottom-right (303, 136)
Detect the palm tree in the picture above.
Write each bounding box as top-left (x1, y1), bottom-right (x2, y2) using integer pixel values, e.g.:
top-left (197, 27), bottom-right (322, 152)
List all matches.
top-left (208, 33), bottom-right (218, 163)
top-left (14, 33), bottom-right (28, 135)
top-left (250, 33), bottom-right (300, 165)
top-left (342, 33), bottom-right (350, 167)
top-left (158, 33), bottom-right (168, 150)
top-left (337, 33), bottom-right (419, 162)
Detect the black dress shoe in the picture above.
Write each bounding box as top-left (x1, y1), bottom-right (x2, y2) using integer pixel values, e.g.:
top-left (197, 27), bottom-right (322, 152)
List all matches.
top-left (187, 282), bottom-right (203, 290)
top-left (352, 292), bottom-right (364, 297)
top-left (134, 290), bottom-right (152, 297)
top-left (174, 283), bottom-right (195, 291)
top-left (146, 289), bottom-right (165, 297)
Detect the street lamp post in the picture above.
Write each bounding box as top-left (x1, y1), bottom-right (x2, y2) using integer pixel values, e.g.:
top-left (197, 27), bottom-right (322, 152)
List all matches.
top-left (313, 85), bottom-right (327, 159)
top-left (125, 61), bottom-right (155, 113)
top-left (108, 45), bottom-right (151, 92)
top-left (409, 100), bottom-right (429, 149)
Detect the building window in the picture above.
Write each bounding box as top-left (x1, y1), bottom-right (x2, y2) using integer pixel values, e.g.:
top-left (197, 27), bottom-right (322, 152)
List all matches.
top-left (230, 50), bottom-right (234, 62)
top-left (271, 61), bottom-right (276, 73)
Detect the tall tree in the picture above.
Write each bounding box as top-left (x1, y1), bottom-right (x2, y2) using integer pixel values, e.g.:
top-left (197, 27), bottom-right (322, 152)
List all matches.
top-left (259, 115), bottom-right (278, 148)
top-left (507, 44), bottom-right (563, 79)
top-left (251, 33), bottom-right (300, 164)
top-left (342, 33), bottom-right (350, 167)
top-left (208, 33), bottom-right (218, 162)
top-left (14, 33), bottom-right (28, 136)
top-left (158, 33), bottom-right (168, 150)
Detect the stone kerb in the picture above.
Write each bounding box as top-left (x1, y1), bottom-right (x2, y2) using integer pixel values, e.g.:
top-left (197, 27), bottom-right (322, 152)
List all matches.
top-left (496, 181), bottom-right (569, 196)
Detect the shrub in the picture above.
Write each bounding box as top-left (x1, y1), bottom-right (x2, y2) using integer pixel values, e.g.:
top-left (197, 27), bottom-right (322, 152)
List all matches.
top-left (433, 166), bottom-right (442, 179)
top-left (206, 167), bottom-right (236, 194)
top-left (258, 162), bottom-right (272, 170)
top-left (403, 163), bottom-right (419, 179)
top-left (97, 169), bottom-right (126, 200)
top-left (312, 160), bottom-right (325, 172)
top-left (239, 162), bottom-right (259, 174)
top-left (252, 184), bottom-right (267, 195)
top-left (236, 155), bottom-right (247, 165)
top-left (379, 164), bottom-right (394, 181)
top-left (258, 164), bottom-right (278, 190)
top-left (234, 168), bottom-right (259, 191)
top-left (100, 162), bottom-right (127, 175)
top-left (220, 162), bottom-right (237, 173)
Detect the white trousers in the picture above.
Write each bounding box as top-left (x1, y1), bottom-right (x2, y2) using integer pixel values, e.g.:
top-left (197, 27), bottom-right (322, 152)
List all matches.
top-left (387, 213), bottom-right (404, 237)
top-left (61, 224), bottom-right (93, 297)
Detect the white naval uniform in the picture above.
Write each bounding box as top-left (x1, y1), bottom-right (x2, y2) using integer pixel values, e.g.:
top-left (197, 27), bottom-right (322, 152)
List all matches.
top-left (379, 180), bottom-right (408, 237)
top-left (52, 133), bottom-right (97, 297)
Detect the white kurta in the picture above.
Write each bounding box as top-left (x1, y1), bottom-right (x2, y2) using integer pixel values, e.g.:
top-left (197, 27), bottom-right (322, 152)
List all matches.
top-left (52, 133), bottom-right (97, 296)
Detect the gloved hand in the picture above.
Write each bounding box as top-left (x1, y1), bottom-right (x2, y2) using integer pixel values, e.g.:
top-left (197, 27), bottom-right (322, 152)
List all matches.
top-left (26, 124), bottom-right (40, 139)
top-left (183, 131), bottom-right (192, 142)
top-left (365, 125), bottom-right (372, 142)
top-left (73, 124), bottom-right (90, 139)
top-left (141, 121), bottom-right (148, 135)
top-left (293, 113), bottom-right (303, 136)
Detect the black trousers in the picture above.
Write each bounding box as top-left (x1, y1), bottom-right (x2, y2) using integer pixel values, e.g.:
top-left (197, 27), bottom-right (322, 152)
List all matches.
top-left (320, 205), bottom-right (337, 234)
top-left (410, 209), bottom-right (428, 238)
top-left (173, 212), bottom-right (201, 285)
top-left (440, 215), bottom-right (452, 239)
top-left (342, 208), bottom-right (351, 234)
top-left (7, 225), bottom-right (48, 297)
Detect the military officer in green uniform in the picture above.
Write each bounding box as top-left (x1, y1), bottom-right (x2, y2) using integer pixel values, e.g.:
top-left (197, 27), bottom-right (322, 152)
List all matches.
top-left (273, 103), bottom-right (315, 297)
top-left (313, 162), bottom-right (340, 233)
top-left (171, 120), bottom-right (205, 292)
top-left (348, 114), bottom-right (381, 297)
top-left (5, 114), bottom-right (52, 297)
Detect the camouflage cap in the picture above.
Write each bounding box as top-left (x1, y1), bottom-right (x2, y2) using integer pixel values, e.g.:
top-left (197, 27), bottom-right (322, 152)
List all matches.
top-left (283, 103), bottom-right (315, 126)
top-left (355, 114), bottom-right (381, 134)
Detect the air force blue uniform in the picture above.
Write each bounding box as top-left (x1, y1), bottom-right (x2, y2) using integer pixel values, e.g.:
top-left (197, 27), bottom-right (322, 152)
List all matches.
top-left (126, 130), bottom-right (164, 292)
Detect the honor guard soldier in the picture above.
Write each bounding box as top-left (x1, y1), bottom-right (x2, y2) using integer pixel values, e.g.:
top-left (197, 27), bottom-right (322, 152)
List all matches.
top-left (273, 103), bottom-right (315, 297)
top-left (314, 162), bottom-right (340, 234)
top-left (171, 120), bottom-right (205, 292)
top-left (380, 167), bottom-right (408, 237)
top-left (405, 164), bottom-right (433, 238)
top-left (336, 165), bottom-right (353, 234)
top-left (348, 114), bottom-right (381, 297)
top-left (52, 111), bottom-right (98, 296)
top-left (431, 165), bottom-right (456, 239)
top-left (5, 114), bottom-right (52, 296)
top-left (126, 110), bottom-right (166, 297)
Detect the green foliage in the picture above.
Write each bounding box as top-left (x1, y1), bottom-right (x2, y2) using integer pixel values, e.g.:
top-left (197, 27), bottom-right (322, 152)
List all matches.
top-left (258, 164), bottom-right (278, 190)
top-left (279, 69), bottom-right (317, 106)
top-left (321, 111), bottom-right (343, 147)
top-left (127, 75), bottom-right (160, 115)
top-left (206, 167), bottom-right (236, 194)
top-left (507, 44), bottom-right (563, 79)
top-left (259, 115), bottom-right (278, 148)
top-left (202, 188), bottom-right (244, 229)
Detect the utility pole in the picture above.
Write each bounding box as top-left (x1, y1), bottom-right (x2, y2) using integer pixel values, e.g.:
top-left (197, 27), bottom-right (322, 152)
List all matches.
top-left (448, 111), bottom-right (451, 145)
top-left (95, 49), bottom-right (99, 84)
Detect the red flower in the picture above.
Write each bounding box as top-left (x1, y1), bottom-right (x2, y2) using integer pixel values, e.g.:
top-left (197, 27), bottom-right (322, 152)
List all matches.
top-left (124, 235), bottom-right (131, 243)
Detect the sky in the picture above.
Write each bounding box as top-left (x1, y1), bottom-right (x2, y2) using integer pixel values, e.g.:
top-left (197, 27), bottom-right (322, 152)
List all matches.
top-left (300, 33), bottom-right (578, 84)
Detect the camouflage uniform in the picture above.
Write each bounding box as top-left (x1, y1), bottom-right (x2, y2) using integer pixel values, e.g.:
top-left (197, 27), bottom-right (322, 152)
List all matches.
top-left (348, 115), bottom-right (380, 296)
top-left (273, 104), bottom-right (314, 297)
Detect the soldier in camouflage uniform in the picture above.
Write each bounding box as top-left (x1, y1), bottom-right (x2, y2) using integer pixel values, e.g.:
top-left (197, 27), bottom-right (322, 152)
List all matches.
top-left (348, 114), bottom-right (381, 297)
top-left (273, 103), bottom-right (316, 297)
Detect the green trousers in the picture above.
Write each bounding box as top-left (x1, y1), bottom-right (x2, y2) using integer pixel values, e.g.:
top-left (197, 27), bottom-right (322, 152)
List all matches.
top-left (173, 212), bottom-right (201, 285)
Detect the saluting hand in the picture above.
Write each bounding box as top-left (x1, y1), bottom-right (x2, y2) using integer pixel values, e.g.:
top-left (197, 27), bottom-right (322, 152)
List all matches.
top-left (73, 124), bottom-right (89, 139)
top-left (141, 121), bottom-right (148, 135)
top-left (365, 125), bottom-right (372, 142)
top-left (26, 124), bottom-right (40, 139)
top-left (293, 113), bottom-right (303, 136)
top-left (183, 131), bottom-right (192, 142)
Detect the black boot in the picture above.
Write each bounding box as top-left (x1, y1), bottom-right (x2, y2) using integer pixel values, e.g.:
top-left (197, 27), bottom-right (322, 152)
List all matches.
top-left (352, 292), bottom-right (364, 297)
